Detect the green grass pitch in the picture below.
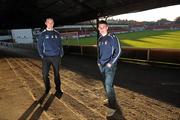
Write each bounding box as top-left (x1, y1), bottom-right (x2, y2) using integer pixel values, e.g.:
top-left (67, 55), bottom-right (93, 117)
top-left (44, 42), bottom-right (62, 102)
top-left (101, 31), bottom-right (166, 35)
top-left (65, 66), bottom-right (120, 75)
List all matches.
top-left (62, 30), bottom-right (180, 48)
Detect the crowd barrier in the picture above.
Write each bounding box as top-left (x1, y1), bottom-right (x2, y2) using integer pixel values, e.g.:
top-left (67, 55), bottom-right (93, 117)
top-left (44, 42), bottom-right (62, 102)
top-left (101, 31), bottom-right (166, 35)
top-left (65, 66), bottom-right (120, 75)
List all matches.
top-left (1, 42), bottom-right (180, 65)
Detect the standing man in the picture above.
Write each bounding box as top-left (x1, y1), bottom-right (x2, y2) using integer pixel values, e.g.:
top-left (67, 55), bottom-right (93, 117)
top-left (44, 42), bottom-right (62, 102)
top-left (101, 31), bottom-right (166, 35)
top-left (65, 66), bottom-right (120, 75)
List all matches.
top-left (97, 20), bottom-right (121, 111)
top-left (37, 18), bottom-right (64, 97)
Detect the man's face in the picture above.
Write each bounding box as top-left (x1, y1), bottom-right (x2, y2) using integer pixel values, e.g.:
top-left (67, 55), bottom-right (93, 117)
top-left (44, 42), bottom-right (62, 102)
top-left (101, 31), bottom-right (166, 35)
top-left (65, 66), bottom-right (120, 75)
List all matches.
top-left (45, 19), bottom-right (54, 29)
top-left (98, 23), bottom-right (108, 35)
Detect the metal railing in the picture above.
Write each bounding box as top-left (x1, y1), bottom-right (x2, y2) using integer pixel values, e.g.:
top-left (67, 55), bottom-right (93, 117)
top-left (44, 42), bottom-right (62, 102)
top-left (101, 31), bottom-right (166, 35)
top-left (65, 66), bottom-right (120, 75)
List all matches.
top-left (1, 42), bottom-right (180, 65)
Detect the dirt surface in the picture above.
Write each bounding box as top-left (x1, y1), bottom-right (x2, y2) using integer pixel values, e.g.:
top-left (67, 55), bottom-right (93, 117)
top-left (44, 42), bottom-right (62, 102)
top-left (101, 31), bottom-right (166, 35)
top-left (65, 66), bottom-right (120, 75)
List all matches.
top-left (0, 47), bottom-right (180, 120)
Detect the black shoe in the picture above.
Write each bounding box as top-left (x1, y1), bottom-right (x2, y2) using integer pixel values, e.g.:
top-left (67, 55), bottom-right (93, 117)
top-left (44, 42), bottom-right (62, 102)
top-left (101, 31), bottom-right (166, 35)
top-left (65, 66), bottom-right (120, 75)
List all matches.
top-left (55, 90), bottom-right (63, 99)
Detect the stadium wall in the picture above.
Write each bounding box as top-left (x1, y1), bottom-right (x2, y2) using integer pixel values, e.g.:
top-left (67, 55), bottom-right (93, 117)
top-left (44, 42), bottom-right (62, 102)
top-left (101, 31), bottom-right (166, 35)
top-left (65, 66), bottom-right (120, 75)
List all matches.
top-left (1, 42), bottom-right (180, 65)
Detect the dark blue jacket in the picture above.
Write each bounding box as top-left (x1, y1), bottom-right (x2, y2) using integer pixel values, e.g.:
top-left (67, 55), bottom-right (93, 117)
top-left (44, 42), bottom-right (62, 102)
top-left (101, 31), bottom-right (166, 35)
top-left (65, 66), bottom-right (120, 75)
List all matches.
top-left (37, 29), bottom-right (64, 58)
top-left (97, 33), bottom-right (121, 65)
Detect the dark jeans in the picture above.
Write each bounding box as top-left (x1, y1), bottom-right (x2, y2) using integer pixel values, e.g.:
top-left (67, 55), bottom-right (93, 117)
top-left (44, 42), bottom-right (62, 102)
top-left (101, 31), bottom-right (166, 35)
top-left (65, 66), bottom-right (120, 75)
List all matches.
top-left (42, 56), bottom-right (61, 91)
top-left (98, 63), bottom-right (117, 108)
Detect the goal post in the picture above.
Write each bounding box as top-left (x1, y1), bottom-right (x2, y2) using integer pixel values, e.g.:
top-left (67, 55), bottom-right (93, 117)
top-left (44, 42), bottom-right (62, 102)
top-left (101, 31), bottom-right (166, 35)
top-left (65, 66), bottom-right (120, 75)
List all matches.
top-left (60, 32), bottom-right (80, 45)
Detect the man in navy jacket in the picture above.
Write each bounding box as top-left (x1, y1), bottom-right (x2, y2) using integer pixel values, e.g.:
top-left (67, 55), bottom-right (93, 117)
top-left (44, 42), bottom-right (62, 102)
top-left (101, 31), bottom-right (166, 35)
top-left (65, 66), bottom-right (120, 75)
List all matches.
top-left (97, 20), bottom-right (121, 111)
top-left (37, 18), bottom-right (64, 97)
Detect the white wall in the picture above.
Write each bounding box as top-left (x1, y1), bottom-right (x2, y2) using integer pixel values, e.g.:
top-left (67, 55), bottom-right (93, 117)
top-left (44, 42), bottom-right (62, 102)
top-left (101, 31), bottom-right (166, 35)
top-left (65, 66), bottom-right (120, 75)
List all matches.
top-left (11, 29), bottom-right (33, 43)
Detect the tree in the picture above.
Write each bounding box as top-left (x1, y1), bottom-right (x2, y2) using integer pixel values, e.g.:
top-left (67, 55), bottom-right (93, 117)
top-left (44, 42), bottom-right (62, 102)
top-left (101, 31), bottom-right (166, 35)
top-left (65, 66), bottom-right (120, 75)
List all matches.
top-left (157, 18), bottom-right (171, 25)
top-left (175, 16), bottom-right (180, 24)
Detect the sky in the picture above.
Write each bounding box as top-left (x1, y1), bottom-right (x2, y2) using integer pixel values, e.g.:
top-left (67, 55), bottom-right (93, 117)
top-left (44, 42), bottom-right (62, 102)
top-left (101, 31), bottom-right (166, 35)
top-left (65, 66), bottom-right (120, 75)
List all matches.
top-left (110, 5), bottom-right (180, 22)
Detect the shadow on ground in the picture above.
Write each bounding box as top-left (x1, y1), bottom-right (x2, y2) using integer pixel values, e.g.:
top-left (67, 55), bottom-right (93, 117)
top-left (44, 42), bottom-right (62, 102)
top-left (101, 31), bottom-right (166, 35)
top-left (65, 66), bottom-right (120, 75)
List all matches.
top-left (1, 47), bottom-right (180, 108)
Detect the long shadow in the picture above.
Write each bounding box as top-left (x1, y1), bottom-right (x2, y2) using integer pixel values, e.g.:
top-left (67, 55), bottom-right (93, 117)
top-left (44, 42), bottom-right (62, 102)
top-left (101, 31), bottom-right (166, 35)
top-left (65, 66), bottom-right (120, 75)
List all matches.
top-left (61, 54), bottom-right (180, 107)
top-left (29, 94), bottom-right (55, 120)
top-left (18, 93), bottom-right (56, 120)
top-left (1, 47), bottom-right (180, 108)
top-left (18, 93), bottom-right (48, 120)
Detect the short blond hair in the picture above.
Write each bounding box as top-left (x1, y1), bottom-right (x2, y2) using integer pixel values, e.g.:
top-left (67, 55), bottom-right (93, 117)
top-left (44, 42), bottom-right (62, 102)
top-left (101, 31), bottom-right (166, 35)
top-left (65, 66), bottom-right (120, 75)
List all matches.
top-left (45, 18), bottom-right (54, 22)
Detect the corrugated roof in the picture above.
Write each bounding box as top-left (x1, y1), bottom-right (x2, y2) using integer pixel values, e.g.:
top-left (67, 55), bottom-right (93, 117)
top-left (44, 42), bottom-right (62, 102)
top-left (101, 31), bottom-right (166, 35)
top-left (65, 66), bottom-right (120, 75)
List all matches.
top-left (0, 0), bottom-right (179, 29)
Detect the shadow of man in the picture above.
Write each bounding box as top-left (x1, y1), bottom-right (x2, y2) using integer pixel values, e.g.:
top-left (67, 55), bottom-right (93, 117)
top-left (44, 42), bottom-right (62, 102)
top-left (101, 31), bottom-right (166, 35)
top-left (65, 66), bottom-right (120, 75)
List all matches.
top-left (29, 94), bottom-right (55, 120)
top-left (18, 93), bottom-right (48, 120)
top-left (18, 92), bottom-right (59, 120)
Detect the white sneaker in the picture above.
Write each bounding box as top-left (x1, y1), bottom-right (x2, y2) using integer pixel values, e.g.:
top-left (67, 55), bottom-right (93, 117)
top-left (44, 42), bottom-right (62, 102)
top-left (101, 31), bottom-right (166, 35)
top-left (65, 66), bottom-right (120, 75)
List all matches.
top-left (103, 99), bottom-right (109, 105)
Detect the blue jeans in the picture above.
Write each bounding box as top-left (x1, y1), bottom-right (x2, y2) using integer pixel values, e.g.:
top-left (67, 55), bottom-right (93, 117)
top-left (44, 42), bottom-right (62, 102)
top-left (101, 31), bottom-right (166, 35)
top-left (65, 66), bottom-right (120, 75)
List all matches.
top-left (98, 63), bottom-right (117, 108)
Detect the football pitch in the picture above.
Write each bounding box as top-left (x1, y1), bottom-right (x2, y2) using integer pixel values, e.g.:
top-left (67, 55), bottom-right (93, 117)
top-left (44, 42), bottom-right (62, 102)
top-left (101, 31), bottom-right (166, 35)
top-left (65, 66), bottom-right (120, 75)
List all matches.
top-left (62, 30), bottom-right (180, 48)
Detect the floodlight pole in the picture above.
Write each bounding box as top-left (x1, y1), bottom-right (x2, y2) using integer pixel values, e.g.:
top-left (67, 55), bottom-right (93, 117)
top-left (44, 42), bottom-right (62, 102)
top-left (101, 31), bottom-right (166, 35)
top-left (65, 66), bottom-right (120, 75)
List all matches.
top-left (96, 15), bottom-right (100, 57)
top-left (96, 17), bottom-right (99, 44)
